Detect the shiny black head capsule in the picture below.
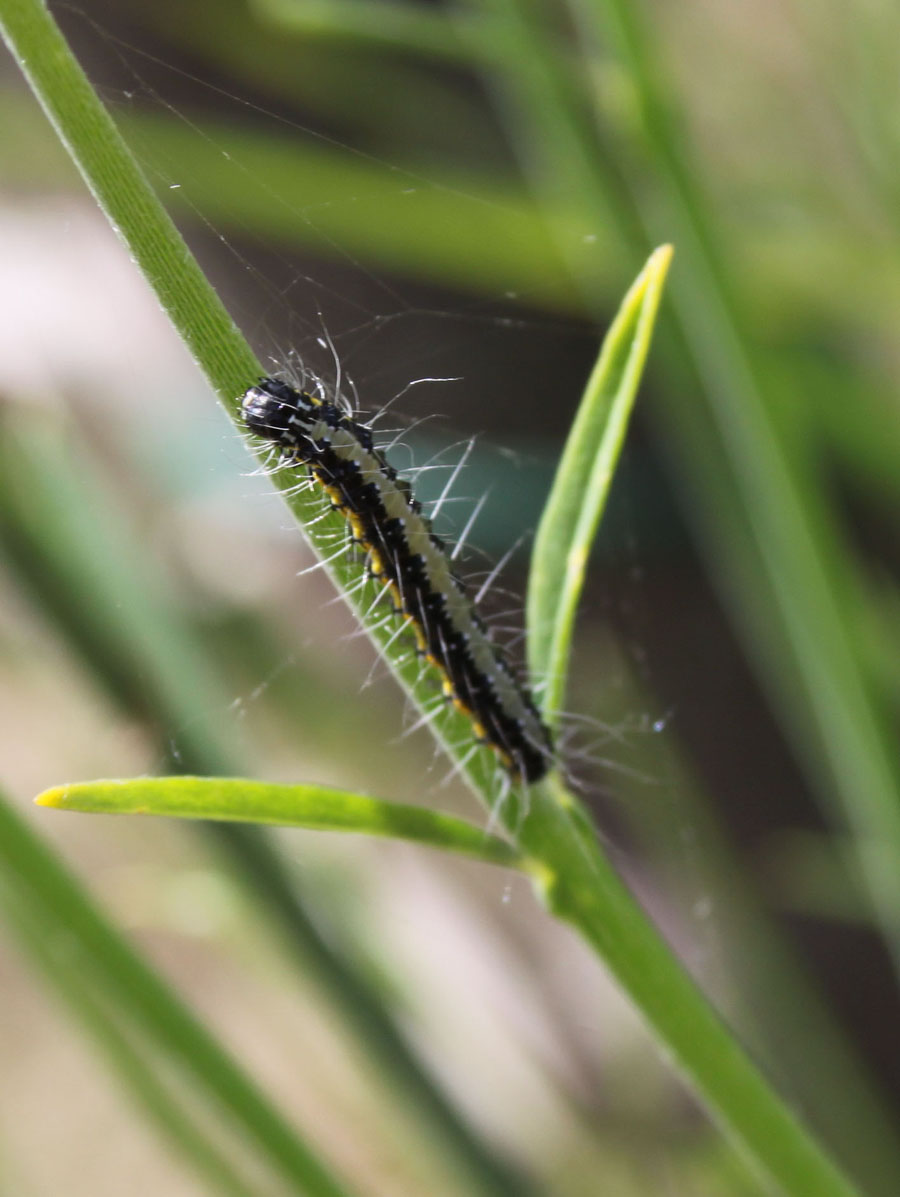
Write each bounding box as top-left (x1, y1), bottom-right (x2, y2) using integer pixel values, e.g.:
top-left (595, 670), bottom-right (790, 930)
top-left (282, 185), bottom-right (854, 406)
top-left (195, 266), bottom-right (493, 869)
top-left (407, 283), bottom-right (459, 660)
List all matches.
top-left (241, 376), bottom-right (313, 443)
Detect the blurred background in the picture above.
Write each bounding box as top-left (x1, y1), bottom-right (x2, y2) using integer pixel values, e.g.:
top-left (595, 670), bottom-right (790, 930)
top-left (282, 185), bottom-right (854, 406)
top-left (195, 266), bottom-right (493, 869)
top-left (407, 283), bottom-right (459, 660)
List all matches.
top-left (1, 0), bottom-right (900, 1193)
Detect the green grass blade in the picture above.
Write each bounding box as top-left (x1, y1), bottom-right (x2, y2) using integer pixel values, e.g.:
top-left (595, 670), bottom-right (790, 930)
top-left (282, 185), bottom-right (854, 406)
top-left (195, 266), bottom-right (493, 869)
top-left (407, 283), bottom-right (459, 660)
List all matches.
top-left (527, 245), bottom-right (672, 721)
top-left (0, 0), bottom-right (257, 408)
top-left (0, 791), bottom-right (351, 1197)
top-left (36, 778), bottom-right (527, 871)
top-left (0, 411), bottom-right (531, 1197)
top-left (606, 659), bottom-right (900, 1195)
top-left (566, 0), bottom-right (900, 969)
top-left (252, 0), bottom-right (477, 63)
top-left (0, 0), bottom-right (494, 797)
top-left (0, 95), bottom-right (589, 314)
top-left (0, 885), bottom-right (263, 1197)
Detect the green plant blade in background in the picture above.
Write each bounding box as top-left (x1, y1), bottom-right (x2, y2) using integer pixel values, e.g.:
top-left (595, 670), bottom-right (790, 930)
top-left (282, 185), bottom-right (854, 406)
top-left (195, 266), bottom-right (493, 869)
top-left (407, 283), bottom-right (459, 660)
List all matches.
top-left (0, 94), bottom-right (590, 313)
top-left (0, 6), bottom-right (536, 1190)
top-left (0, 404), bottom-right (531, 1195)
top-left (0, 789), bottom-right (351, 1197)
top-left (604, 655), bottom-right (900, 1194)
top-left (0, 885), bottom-right (262, 1197)
top-left (514, 777), bottom-right (858, 1197)
top-left (527, 243), bottom-right (672, 722)
top-left (563, 0), bottom-right (900, 965)
top-left (252, 0), bottom-right (477, 65)
top-left (36, 778), bottom-right (527, 870)
top-left (0, 0), bottom-right (506, 799)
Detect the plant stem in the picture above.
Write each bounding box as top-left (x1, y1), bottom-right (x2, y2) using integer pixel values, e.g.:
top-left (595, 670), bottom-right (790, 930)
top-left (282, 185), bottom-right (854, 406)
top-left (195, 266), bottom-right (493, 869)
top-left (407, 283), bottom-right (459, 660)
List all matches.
top-left (519, 779), bottom-right (858, 1197)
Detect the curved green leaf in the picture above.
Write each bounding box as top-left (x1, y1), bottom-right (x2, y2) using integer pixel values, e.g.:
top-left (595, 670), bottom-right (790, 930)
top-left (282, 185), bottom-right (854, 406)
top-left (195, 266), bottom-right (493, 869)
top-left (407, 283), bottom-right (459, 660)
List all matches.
top-left (527, 245), bottom-right (672, 722)
top-left (37, 778), bottom-right (526, 870)
top-left (566, 0), bottom-right (900, 974)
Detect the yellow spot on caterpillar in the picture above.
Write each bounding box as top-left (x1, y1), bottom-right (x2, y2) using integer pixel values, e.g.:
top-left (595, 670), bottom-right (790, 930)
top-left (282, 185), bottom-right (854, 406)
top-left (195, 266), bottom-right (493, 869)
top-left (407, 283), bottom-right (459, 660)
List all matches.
top-left (241, 375), bottom-right (553, 783)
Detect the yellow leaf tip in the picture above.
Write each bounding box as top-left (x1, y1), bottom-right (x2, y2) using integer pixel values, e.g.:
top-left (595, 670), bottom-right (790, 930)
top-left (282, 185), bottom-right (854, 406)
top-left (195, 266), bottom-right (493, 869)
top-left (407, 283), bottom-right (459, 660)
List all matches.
top-left (648, 243), bottom-right (674, 273)
top-left (34, 786), bottom-right (67, 808)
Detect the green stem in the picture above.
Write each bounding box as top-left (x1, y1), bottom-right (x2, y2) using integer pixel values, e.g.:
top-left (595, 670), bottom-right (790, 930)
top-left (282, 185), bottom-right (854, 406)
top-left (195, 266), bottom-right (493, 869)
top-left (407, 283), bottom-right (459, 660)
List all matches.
top-left (472, 0), bottom-right (900, 1184)
top-left (0, 0), bottom-right (257, 404)
top-left (0, 345), bottom-right (532, 1197)
top-left (568, 0), bottom-right (900, 965)
top-left (0, 4), bottom-right (538, 1191)
top-left (519, 781), bottom-right (858, 1197)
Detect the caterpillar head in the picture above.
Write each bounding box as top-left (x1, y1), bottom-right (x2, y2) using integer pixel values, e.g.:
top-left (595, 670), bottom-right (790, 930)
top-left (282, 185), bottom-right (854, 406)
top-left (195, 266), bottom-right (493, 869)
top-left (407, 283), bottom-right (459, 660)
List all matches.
top-left (241, 377), bottom-right (319, 444)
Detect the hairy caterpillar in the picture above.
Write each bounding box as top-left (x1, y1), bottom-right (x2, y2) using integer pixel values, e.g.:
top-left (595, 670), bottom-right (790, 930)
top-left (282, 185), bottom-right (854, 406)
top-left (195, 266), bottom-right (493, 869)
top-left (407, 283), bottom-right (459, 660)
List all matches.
top-left (242, 376), bottom-right (553, 783)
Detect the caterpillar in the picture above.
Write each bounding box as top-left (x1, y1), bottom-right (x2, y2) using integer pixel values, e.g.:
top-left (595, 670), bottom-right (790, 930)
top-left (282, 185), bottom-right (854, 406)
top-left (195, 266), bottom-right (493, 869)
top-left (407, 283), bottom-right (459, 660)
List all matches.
top-left (242, 376), bottom-right (553, 783)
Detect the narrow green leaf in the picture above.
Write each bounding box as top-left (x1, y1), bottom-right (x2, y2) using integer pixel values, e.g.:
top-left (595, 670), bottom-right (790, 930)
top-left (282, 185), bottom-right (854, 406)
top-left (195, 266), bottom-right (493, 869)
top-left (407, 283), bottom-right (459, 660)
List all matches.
top-left (566, 0), bottom-right (900, 973)
top-left (0, 0), bottom-right (501, 799)
top-left (0, 790), bottom-right (350, 1197)
top-left (37, 778), bottom-right (526, 870)
top-left (0, 0), bottom-right (257, 409)
top-left (0, 405), bottom-right (532, 1197)
top-left (252, 0), bottom-right (477, 64)
top-left (527, 245), bottom-right (672, 721)
top-left (0, 884), bottom-right (262, 1197)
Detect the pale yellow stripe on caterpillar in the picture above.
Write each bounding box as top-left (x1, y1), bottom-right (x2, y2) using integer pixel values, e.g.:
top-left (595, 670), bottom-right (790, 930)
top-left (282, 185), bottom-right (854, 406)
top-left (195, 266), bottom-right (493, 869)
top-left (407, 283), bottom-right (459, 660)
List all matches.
top-left (242, 376), bottom-right (553, 782)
